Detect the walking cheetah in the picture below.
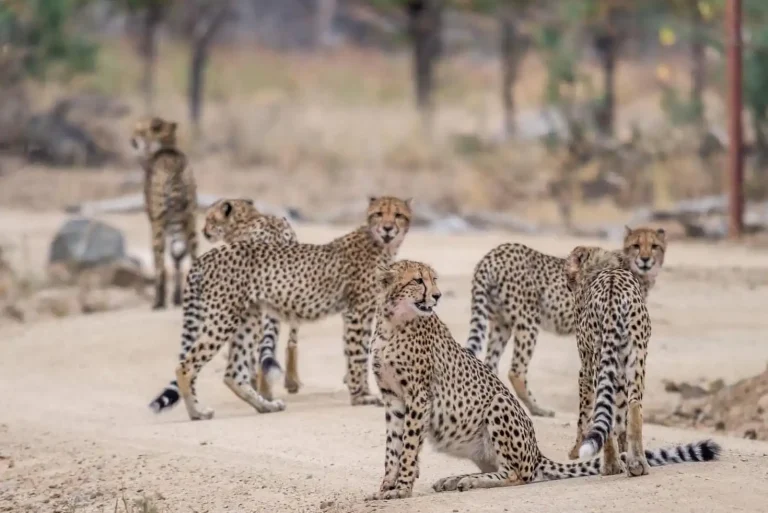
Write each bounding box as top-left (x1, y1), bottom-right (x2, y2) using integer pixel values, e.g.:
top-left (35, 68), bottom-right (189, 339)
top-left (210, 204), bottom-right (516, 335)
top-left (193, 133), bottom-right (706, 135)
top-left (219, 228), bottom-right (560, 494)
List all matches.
top-left (465, 226), bottom-right (666, 417)
top-left (367, 259), bottom-right (720, 500)
top-left (563, 245), bottom-right (657, 475)
top-left (149, 196), bottom-right (412, 420)
top-left (148, 212), bottom-right (300, 415)
top-left (131, 117), bottom-right (198, 310)
top-left (202, 198), bottom-right (303, 398)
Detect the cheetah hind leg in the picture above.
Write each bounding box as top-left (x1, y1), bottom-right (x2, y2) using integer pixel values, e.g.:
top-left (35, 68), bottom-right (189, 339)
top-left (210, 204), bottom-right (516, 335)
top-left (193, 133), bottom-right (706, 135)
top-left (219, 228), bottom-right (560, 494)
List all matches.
top-left (224, 329), bottom-right (285, 414)
top-left (508, 317), bottom-right (554, 418)
top-left (284, 323), bottom-right (302, 394)
top-left (433, 394), bottom-right (525, 493)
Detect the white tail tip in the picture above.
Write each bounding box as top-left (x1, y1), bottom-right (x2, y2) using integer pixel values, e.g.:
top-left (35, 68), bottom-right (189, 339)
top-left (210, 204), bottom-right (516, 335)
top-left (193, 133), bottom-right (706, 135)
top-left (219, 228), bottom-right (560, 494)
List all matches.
top-left (265, 365), bottom-right (283, 385)
top-left (579, 440), bottom-right (598, 459)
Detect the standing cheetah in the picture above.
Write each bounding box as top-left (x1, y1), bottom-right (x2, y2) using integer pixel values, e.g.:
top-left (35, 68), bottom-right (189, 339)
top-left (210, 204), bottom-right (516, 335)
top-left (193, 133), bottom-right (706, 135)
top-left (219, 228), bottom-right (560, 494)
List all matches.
top-left (563, 245), bottom-right (658, 475)
top-left (465, 226), bottom-right (667, 417)
top-left (367, 259), bottom-right (720, 500)
top-left (131, 117), bottom-right (198, 310)
top-left (201, 198), bottom-right (303, 398)
top-left (149, 196), bottom-right (412, 420)
top-left (148, 212), bottom-right (299, 416)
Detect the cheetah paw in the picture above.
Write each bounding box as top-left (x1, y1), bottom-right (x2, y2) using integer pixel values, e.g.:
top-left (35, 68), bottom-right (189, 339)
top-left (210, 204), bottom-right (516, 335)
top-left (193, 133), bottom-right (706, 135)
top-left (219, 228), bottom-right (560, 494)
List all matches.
top-left (365, 487), bottom-right (412, 501)
top-left (432, 476), bottom-right (462, 493)
top-left (625, 457), bottom-right (650, 477)
top-left (189, 407), bottom-right (215, 421)
top-left (255, 399), bottom-right (286, 414)
top-left (284, 376), bottom-right (302, 394)
top-left (528, 404), bottom-right (555, 418)
top-left (351, 394), bottom-right (383, 407)
top-left (601, 459), bottom-right (626, 476)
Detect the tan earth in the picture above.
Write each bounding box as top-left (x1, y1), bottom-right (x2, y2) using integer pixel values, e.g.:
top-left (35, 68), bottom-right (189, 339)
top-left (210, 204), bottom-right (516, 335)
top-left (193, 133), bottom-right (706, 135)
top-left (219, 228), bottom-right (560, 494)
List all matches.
top-left (2, 209), bottom-right (768, 513)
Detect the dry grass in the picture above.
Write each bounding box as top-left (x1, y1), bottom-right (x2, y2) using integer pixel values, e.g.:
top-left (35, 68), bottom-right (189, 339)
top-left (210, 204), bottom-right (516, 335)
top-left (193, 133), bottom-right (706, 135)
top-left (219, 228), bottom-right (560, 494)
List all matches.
top-left (3, 38), bottom-right (732, 222)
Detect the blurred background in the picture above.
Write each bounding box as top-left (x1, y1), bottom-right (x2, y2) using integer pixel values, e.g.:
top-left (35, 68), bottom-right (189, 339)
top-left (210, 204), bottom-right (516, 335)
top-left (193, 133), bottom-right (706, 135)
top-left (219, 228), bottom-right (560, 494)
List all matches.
top-left (0, 0), bottom-right (766, 238)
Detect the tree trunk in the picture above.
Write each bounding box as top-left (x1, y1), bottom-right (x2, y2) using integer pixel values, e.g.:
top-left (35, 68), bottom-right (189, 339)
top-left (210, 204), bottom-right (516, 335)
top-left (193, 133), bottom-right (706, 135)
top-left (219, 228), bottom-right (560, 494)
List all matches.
top-left (138, 3), bottom-right (163, 114)
top-left (594, 30), bottom-right (616, 137)
top-left (186, 1), bottom-right (230, 139)
top-left (690, 0), bottom-right (706, 122)
top-left (314, 0), bottom-right (337, 50)
top-left (406, 0), bottom-right (443, 131)
top-left (500, 8), bottom-right (528, 139)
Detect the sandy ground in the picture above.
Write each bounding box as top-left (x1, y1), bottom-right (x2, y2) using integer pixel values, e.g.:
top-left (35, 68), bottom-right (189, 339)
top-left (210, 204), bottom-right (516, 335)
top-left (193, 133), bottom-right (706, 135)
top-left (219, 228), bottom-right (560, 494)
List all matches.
top-left (2, 209), bottom-right (768, 513)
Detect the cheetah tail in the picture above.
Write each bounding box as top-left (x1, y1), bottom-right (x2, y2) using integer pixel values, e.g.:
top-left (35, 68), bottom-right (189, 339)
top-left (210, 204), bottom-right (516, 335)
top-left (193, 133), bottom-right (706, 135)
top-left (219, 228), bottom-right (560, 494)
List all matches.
top-left (148, 380), bottom-right (180, 413)
top-left (534, 456), bottom-right (601, 481)
top-left (634, 439), bottom-right (722, 467)
top-left (465, 263), bottom-right (495, 358)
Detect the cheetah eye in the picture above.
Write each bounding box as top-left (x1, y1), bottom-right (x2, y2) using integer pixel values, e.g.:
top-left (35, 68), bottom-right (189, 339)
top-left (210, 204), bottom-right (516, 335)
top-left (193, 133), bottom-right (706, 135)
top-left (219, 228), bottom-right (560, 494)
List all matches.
top-left (413, 278), bottom-right (424, 285)
top-left (651, 244), bottom-right (660, 250)
top-left (395, 213), bottom-right (406, 220)
top-left (632, 244), bottom-right (641, 250)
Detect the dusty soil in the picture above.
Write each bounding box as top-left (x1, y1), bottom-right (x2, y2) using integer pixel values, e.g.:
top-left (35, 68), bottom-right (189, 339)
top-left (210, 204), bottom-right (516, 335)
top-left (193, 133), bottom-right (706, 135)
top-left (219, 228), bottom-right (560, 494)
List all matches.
top-left (1, 209), bottom-right (768, 513)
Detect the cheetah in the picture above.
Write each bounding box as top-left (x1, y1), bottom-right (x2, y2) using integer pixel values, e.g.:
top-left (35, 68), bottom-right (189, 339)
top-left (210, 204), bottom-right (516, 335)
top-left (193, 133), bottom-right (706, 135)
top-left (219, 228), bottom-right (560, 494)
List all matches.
top-left (464, 226), bottom-right (667, 418)
top-left (131, 116), bottom-right (198, 310)
top-left (202, 198), bottom-right (303, 398)
top-left (148, 196), bottom-right (412, 420)
top-left (367, 259), bottom-right (720, 500)
top-left (148, 211), bottom-right (303, 416)
top-left (563, 244), bottom-right (659, 475)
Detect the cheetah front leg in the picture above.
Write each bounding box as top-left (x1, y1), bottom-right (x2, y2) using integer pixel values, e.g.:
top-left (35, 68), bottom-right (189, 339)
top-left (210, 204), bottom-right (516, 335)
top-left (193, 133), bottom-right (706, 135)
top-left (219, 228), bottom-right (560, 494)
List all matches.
top-left (374, 389), bottom-right (406, 494)
top-left (367, 389), bottom-right (429, 501)
top-left (284, 323), bottom-right (302, 394)
top-left (433, 394), bottom-right (524, 493)
top-left (508, 304), bottom-right (554, 418)
top-left (150, 222), bottom-right (167, 310)
top-left (343, 308), bottom-right (382, 406)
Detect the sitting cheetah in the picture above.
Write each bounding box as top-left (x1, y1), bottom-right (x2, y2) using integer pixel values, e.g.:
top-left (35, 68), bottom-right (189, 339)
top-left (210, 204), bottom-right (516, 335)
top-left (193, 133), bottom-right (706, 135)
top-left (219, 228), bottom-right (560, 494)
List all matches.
top-left (201, 198), bottom-right (303, 398)
top-left (148, 212), bottom-right (299, 416)
top-left (149, 196), bottom-right (412, 420)
top-left (563, 244), bottom-right (659, 475)
top-left (131, 117), bottom-right (198, 310)
top-left (367, 259), bottom-right (720, 500)
top-left (464, 226), bottom-right (667, 417)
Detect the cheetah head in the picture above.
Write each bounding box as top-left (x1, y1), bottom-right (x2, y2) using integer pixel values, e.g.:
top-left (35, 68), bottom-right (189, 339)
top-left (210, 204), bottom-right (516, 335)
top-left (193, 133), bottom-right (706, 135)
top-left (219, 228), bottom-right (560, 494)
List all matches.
top-left (623, 226), bottom-right (666, 278)
top-left (130, 116), bottom-right (177, 159)
top-left (203, 198), bottom-right (259, 243)
top-left (564, 246), bottom-right (625, 292)
top-left (366, 196), bottom-right (412, 250)
top-left (377, 260), bottom-right (441, 323)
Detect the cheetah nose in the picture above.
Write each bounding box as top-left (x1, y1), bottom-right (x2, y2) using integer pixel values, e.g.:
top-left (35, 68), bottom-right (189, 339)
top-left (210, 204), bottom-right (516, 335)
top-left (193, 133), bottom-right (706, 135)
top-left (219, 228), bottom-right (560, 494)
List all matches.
top-left (640, 256), bottom-right (651, 263)
top-left (130, 138), bottom-right (138, 149)
top-left (432, 292), bottom-right (442, 302)
top-left (383, 226), bottom-right (393, 233)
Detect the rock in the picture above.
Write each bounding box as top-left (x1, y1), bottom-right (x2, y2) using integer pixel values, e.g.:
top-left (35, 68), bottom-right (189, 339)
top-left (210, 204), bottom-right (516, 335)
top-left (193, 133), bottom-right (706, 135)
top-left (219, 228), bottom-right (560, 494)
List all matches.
top-left (48, 218), bottom-right (126, 268)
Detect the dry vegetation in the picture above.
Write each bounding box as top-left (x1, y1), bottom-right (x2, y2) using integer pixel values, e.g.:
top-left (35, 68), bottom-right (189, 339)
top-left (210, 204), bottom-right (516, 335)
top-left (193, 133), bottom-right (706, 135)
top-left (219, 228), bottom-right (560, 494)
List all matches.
top-left (1, 39), bottom-right (739, 227)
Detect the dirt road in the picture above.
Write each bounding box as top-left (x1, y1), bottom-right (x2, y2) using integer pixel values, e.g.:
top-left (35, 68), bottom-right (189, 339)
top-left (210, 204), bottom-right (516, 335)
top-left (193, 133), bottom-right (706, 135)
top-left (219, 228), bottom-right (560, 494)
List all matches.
top-left (1, 213), bottom-right (768, 512)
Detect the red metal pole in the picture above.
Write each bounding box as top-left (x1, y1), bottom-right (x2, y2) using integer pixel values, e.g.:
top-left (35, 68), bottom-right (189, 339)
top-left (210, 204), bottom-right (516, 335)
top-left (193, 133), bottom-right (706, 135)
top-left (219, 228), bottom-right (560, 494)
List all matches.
top-left (726, 0), bottom-right (744, 239)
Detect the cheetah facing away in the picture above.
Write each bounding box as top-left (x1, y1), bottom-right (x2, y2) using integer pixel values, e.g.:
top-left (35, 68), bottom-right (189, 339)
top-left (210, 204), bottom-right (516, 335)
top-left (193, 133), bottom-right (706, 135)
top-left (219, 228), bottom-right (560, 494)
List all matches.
top-left (131, 117), bottom-right (198, 310)
top-left (149, 196), bottom-right (412, 420)
top-left (201, 198), bottom-right (303, 399)
top-left (465, 226), bottom-right (667, 418)
top-left (367, 259), bottom-right (719, 500)
top-left (148, 211), bottom-right (299, 416)
top-left (564, 244), bottom-right (662, 474)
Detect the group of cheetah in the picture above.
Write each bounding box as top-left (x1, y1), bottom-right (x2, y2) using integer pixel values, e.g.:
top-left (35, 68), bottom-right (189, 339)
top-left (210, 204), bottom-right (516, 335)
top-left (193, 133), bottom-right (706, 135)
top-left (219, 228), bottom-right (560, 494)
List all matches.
top-left (134, 116), bottom-right (721, 501)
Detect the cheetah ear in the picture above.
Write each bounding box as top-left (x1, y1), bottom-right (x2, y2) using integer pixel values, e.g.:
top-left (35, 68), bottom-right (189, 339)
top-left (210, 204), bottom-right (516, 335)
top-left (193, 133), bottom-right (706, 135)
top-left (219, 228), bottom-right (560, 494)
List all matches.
top-left (222, 201), bottom-right (233, 217)
top-left (168, 121), bottom-right (178, 133)
top-left (655, 227), bottom-right (666, 241)
top-left (376, 263), bottom-right (396, 290)
top-left (624, 225), bottom-right (633, 238)
top-left (244, 198), bottom-right (255, 206)
top-left (368, 196), bottom-right (378, 205)
top-left (404, 197), bottom-right (413, 209)
top-left (149, 117), bottom-right (163, 131)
